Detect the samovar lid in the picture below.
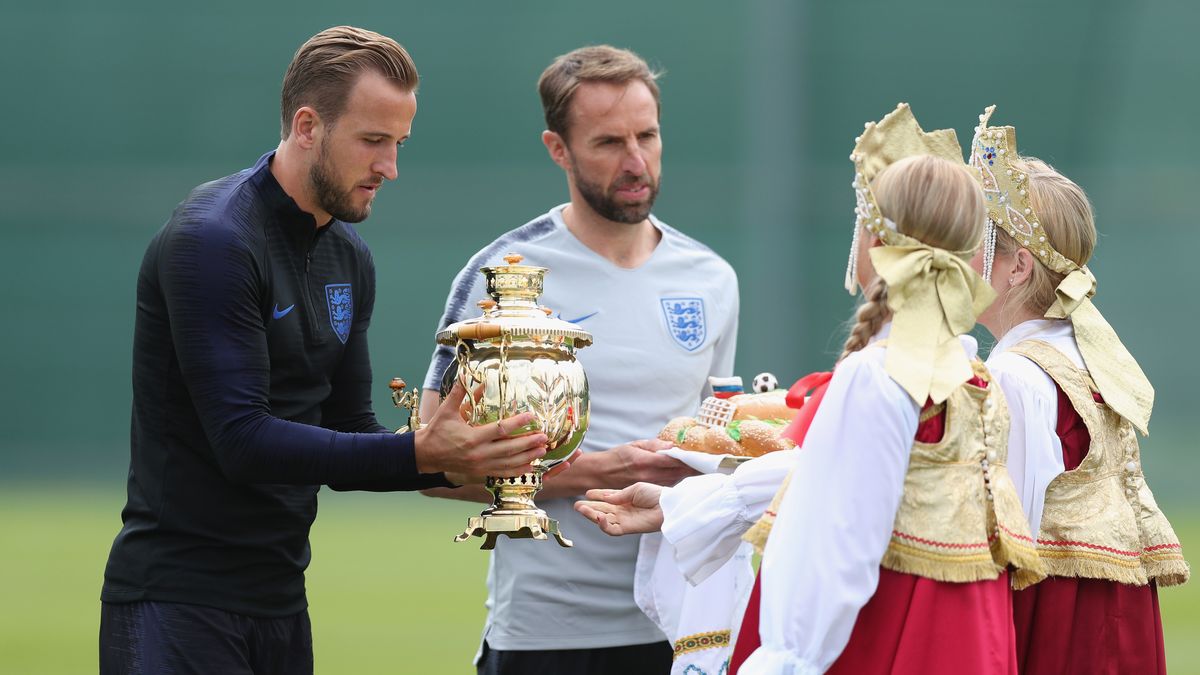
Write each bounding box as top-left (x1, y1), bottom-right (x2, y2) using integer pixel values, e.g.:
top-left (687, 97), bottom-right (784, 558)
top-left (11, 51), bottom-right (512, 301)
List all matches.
top-left (436, 253), bottom-right (593, 347)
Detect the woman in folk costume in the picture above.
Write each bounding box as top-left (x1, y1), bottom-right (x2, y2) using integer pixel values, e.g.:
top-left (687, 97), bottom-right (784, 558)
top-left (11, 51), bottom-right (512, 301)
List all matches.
top-left (576, 104), bottom-right (1044, 675)
top-left (968, 106), bottom-right (1188, 675)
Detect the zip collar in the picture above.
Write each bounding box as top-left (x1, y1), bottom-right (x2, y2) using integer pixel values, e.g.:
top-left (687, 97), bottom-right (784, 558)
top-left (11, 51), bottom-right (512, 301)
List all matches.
top-left (248, 151), bottom-right (339, 243)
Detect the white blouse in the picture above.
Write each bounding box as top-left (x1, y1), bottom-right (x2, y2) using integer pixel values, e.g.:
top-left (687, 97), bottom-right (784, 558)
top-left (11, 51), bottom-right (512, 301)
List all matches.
top-left (657, 328), bottom-right (989, 673)
top-left (660, 448), bottom-right (797, 584)
top-left (738, 334), bottom-right (937, 674)
top-left (658, 324), bottom-right (899, 585)
top-left (985, 318), bottom-right (1080, 536)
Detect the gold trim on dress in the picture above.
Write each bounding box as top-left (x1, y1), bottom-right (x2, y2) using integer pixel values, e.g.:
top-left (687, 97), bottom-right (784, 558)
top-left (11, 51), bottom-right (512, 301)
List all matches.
top-left (673, 630), bottom-right (731, 659)
top-left (1007, 340), bottom-right (1187, 588)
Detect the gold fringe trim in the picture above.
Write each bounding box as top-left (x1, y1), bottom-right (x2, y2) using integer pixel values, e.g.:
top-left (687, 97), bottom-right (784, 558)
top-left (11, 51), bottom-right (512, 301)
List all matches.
top-left (1012, 556), bottom-right (1189, 590)
top-left (881, 548), bottom-right (1003, 583)
top-left (742, 515), bottom-right (772, 556)
top-left (1038, 548), bottom-right (1142, 569)
top-left (883, 532), bottom-right (1046, 587)
top-left (992, 533), bottom-right (1047, 590)
top-left (887, 539), bottom-right (996, 564)
top-left (1031, 557), bottom-right (1149, 589)
top-left (1010, 566), bottom-right (1046, 591)
top-left (1027, 542), bottom-right (1195, 586)
top-left (1144, 550), bottom-right (1187, 563)
top-left (1144, 558), bottom-right (1190, 588)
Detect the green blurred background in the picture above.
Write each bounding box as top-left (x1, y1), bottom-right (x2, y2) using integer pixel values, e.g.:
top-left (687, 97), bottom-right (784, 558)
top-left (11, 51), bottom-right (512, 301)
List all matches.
top-left (1, 1), bottom-right (1196, 672)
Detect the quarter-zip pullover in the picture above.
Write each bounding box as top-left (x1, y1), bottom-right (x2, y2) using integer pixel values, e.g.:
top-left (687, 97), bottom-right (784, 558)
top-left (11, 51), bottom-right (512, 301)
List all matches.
top-left (103, 152), bottom-right (450, 617)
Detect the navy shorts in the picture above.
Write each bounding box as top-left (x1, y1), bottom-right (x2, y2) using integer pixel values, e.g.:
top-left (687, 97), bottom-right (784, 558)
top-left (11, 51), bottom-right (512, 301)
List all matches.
top-left (477, 639), bottom-right (673, 675)
top-left (99, 601), bottom-right (312, 675)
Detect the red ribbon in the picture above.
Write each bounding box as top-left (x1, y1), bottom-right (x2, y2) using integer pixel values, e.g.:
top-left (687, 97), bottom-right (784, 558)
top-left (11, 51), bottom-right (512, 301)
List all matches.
top-left (781, 371), bottom-right (833, 446)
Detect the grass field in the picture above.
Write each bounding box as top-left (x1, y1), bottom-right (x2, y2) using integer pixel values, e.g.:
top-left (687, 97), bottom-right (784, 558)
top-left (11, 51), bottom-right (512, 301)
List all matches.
top-left (1, 485), bottom-right (1197, 674)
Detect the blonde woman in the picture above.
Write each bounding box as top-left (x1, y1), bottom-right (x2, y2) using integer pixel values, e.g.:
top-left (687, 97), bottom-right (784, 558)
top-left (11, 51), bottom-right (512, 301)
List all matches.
top-left (969, 106), bottom-right (1187, 675)
top-left (578, 105), bottom-right (1043, 675)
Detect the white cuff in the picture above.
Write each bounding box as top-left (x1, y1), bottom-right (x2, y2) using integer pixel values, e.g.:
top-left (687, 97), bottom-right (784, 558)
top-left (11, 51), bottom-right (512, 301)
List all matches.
top-left (739, 647), bottom-right (823, 675)
top-left (661, 473), bottom-right (750, 584)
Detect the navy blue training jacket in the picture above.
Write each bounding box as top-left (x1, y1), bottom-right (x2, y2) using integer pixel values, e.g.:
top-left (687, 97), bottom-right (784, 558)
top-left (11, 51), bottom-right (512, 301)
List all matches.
top-left (102, 152), bottom-right (450, 617)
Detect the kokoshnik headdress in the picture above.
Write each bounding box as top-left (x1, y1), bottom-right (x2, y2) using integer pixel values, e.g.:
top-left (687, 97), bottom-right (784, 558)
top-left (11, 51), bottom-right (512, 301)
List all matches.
top-left (843, 103), bottom-right (995, 406)
top-left (743, 105), bottom-right (996, 556)
top-left (970, 105), bottom-right (1154, 434)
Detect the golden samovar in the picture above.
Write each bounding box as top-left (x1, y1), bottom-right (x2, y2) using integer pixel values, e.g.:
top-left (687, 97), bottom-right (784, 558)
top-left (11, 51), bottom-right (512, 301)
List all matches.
top-left (396, 253), bottom-right (591, 549)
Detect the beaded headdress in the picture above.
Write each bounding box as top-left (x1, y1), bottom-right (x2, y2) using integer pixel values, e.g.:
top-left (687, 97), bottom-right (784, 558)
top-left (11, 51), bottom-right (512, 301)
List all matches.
top-left (844, 103), bottom-right (973, 294)
top-left (969, 105), bottom-right (1154, 434)
top-left (741, 106), bottom-right (1002, 556)
top-left (843, 103), bottom-right (994, 405)
top-left (970, 105), bottom-right (1080, 281)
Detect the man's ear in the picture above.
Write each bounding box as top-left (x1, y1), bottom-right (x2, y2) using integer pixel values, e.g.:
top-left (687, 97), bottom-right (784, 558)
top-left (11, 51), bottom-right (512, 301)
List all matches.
top-left (290, 106), bottom-right (322, 150)
top-left (542, 130), bottom-right (570, 171)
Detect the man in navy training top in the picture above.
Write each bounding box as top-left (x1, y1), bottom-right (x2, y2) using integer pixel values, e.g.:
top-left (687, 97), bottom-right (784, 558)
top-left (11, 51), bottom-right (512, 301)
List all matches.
top-left (98, 26), bottom-right (556, 675)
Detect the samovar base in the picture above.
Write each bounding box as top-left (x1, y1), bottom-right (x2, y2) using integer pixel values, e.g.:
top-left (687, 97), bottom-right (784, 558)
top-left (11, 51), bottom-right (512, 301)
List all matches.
top-left (454, 513), bottom-right (573, 550)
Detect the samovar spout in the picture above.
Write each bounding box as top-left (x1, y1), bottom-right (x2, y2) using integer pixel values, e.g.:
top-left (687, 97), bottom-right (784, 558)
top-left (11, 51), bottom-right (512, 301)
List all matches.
top-left (389, 377), bottom-right (421, 433)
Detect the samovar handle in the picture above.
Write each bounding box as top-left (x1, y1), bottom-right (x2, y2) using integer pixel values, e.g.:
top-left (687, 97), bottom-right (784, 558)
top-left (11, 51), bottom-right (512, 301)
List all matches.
top-left (455, 323), bottom-right (504, 341)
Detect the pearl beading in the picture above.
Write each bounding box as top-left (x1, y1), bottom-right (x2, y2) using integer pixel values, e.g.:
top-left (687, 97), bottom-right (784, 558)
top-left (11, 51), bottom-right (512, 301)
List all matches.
top-left (844, 216), bottom-right (862, 294)
top-left (981, 393), bottom-right (997, 502)
top-left (969, 106), bottom-right (1080, 276)
top-left (982, 219), bottom-right (997, 283)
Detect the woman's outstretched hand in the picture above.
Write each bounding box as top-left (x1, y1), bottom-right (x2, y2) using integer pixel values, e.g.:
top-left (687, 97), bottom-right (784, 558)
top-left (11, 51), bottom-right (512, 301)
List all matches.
top-left (574, 482), bottom-right (665, 536)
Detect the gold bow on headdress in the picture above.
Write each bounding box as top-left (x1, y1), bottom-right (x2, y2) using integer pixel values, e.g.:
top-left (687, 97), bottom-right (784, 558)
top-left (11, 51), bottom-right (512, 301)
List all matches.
top-left (743, 108), bottom-right (993, 553)
top-left (870, 244), bottom-right (994, 404)
top-left (1045, 265), bottom-right (1096, 318)
top-left (970, 105), bottom-right (1154, 434)
top-left (847, 103), bottom-right (995, 405)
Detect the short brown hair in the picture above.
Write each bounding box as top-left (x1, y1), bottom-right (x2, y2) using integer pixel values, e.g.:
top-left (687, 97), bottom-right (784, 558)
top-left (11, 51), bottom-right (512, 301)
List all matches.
top-left (538, 45), bottom-right (661, 138)
top-left (279, 26), bottom-right (419, 139)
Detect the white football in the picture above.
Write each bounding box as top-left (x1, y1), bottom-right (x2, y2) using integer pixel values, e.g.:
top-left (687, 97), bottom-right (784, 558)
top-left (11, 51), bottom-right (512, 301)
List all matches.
top-left (751, 372), bottom-right (778, 393)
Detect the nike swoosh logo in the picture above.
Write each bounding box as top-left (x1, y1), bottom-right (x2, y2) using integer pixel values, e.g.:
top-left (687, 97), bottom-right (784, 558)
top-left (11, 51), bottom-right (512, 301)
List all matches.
top-left (561, 311), bottom-right (599, 324)
top-left (272, 304), bottom-right (295, 320)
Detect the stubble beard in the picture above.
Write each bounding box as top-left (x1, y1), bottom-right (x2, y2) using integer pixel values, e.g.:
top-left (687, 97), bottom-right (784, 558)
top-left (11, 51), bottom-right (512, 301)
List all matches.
top-left (570, 158), bottom-right (660, 225)
top-left (309, 138), bottom-right (372, 224)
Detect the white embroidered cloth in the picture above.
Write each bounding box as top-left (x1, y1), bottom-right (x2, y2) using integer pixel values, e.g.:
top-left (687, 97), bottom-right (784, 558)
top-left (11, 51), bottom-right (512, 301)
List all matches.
top-left (634, 450), bottom-right (793, 674)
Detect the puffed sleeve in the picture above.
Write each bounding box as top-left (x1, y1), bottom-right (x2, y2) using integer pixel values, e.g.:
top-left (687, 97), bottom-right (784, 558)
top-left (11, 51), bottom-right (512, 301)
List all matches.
top-left (987, 351), bottom-right (1064, 535)
top-left (740, 350), bottom-right (918, 674)
top-left (660, 449), bottom-right (797, 584)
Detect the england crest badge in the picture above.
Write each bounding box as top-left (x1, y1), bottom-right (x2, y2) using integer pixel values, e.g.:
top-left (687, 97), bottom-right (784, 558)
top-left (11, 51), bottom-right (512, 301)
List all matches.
top-left (325, 283), bottom-right (353, 344)
top-left (660, 297), bottom-right (706, 351)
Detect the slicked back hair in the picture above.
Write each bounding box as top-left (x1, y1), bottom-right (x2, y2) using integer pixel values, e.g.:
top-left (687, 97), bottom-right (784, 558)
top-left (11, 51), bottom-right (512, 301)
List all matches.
top-left (279, 26), bottom-right (418, 139)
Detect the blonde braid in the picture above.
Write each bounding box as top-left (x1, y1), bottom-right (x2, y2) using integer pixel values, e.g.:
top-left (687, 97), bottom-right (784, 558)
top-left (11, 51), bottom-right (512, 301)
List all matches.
top-left (839, 276), bottom-right (892, 362)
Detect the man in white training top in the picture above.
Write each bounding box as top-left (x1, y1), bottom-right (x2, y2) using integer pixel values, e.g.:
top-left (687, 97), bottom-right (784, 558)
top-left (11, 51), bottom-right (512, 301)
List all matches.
top-left (421, 45), bottom-right (740, 675)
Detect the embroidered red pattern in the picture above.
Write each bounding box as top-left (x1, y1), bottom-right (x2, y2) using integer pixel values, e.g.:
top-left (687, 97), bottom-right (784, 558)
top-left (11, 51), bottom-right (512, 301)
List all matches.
top-left (1143, 543), bottom-right (1183, 552)
top-left (1036, 538), bottom-right (1141, 557)
top-left (996, 522), bottom-right (1036, 545)
top-left (891, 530), bottom-right (990, 550)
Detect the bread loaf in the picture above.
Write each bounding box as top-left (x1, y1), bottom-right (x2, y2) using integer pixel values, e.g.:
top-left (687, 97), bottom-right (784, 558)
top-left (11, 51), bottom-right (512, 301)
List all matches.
top-left (659, 418), bottom-right (793, 457)
top-left (728, 390), bottom-right (795, 423)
